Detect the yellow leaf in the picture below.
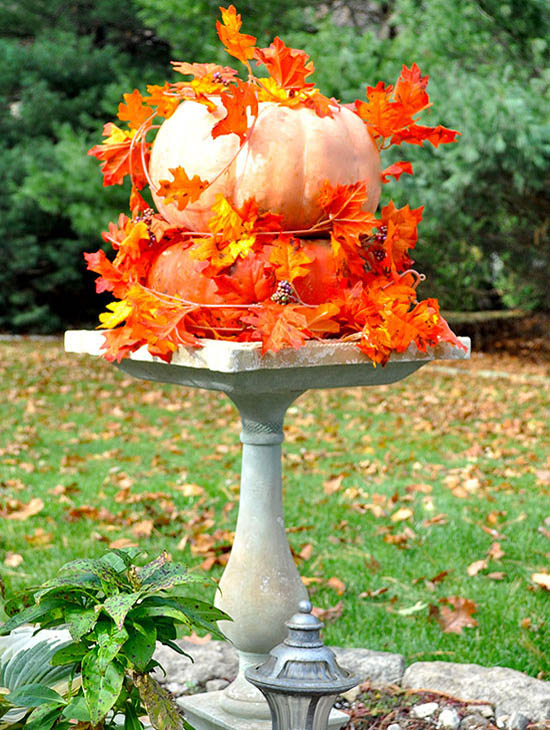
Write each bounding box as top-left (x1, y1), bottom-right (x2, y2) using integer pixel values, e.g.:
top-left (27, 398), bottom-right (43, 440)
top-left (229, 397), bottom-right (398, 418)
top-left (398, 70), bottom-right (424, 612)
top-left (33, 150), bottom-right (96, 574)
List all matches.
top-left (98, 300), bottom-right (132, 329)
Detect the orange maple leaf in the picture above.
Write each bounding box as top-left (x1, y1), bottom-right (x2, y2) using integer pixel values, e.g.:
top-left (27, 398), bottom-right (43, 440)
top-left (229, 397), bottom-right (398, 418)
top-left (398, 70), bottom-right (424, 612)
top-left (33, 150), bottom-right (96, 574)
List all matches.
top-left (242, 302), bottom-right (309, 354)
top-left (216, 5), bottom-right (257, 64)
top-left (254, 37), bottom-right (315, 90)
top-left (268, 237), bottom-right (313, 282)
top-left (381, 161), bottom-right (413, 183)
top-left (390, 123), bottom-right (460, 148)
top-left (380, 201), bottom-right (424, 272)
top-left (143, 83), bottom-right (181, 119)
top-left (393, 63), bottom-right (430, 117)
top-left (156, 167), bottom-right (210, 210)
top-left (211, 80), bottom-right (258, 143)
top-left (117, 89), bottom-right (154, 130)
top-left (354, 81), bottom-right (410, 143)
top-left (88, 123), bottom-right (150, 189)
top-left (437, 596), bottom-right (479, 634)
top-left (318, 181), bottom-right (378, 250)
top-left (171, 61), bottom-right (238, 83)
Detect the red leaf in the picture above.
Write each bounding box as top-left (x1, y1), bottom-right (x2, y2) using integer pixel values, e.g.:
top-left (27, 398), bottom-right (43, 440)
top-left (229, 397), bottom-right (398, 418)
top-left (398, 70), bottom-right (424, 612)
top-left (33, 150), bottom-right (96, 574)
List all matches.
top-left (211, 80), bottom-right (258, 143)
top-left (393, 63), bottom-right (430, 117)
top-left (381, 161), bottom-right (413, 183)
top-left (254, 37), bottom-right (315, 90)
top-left (391, 123), bottom-right (460, 148)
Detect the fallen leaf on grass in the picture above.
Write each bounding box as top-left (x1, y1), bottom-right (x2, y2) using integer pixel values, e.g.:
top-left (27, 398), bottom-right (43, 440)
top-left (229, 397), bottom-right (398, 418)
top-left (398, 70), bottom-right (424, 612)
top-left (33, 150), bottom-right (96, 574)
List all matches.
top-left (488, 542), bottom-right (505, 560)
top-left (397, 600), bottom-right (427, 616)
top-left (298, 543), bottom-right (313, 560)
top-left (4, 552), bottom-right (23, 567)
top-left (301, 576), bottom-right (322, 586)
top-left (359, 586), bottom-right (389, 599)
top-left (487, 572), bottom-right (505, 580)
top-left (131, 520), bottom-right (154, 538)
top-left (175, 483), bottom-right (205, 497)
top-left (436, 596), bottom-right (479, 634)
top-left (327, 576), bottom-right (346, 595)
top-left (532, 573), bottom-right (550, 590)
top-left (5, 497), bottom-right (44, 521)
top-left (109, 537), bottom-right (138, 549)
top-left (323, 475), bottom-right (345, 494)
top-left (391, 507), bottom-right (414, 522)
top-left (423, 513), bottom-right (448, 527)
top-left (311, 601), bottom-right (343, 623)
top-left (467, 559), bottom-right (488, 577)
top-left (25, 528), bottom-right (53, 546)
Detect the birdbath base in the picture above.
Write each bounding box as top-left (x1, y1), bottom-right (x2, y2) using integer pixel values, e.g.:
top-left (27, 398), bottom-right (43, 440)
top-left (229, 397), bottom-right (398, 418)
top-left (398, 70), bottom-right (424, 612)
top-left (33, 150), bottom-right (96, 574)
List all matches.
top-left (65, 332), bottom-right (470, 730)
top-left (179, 690), bottom-right (348, 730)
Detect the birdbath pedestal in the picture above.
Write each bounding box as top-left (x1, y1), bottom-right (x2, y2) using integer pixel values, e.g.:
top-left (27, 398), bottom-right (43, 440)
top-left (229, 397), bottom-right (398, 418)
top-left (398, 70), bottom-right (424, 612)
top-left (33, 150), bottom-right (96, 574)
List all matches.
top-left (65, 332), bottom-right (470, 730)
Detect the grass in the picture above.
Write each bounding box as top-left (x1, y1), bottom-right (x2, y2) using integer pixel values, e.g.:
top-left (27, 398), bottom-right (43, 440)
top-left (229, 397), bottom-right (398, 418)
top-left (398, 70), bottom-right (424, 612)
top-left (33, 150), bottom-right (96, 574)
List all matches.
top-left (1, 338), bottom-right (549, 678)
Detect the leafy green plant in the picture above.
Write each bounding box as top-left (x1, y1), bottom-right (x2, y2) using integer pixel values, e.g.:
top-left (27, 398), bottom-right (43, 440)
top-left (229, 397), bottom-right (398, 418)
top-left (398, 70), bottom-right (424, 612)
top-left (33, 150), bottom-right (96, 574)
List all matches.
top-left (0, 549), bottom-right (229, 730)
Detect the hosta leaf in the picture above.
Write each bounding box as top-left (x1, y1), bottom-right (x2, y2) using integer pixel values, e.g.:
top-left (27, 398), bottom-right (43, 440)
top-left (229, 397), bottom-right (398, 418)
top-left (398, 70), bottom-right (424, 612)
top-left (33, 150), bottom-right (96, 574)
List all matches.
top-left (122, 622), bottom-right (156, 673)
top-left (0, 599), bottom-right (66, 636)
top-left (7, 683), bottom-right (66, 708)
top-left (103, 592), bottom-right (141, 631)
top-left (134, 674), bottom-right (183, 730)
top-left (81, 650), bottom-right (124, 726)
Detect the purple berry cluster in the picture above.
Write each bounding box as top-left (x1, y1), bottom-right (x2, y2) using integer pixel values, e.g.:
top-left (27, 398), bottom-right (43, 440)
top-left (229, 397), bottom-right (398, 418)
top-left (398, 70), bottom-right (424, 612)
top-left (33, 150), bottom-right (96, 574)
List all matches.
top-left (271, 279), bottom-right (295, 304)
top-left (134, 207), bottom-right (157, 245)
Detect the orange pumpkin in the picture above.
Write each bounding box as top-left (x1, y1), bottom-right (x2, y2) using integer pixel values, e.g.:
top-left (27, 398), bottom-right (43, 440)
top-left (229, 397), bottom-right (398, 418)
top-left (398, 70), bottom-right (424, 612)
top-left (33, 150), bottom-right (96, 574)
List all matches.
top-left (147, 239), bottom-right (340, 306)
top-left (149, 101), bottom-right (381, 232)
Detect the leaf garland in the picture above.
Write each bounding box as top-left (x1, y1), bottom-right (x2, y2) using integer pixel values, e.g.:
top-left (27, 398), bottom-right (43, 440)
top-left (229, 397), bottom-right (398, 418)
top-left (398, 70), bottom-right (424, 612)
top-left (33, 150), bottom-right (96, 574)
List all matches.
top-left (85, 5), bottom-right (465, 364)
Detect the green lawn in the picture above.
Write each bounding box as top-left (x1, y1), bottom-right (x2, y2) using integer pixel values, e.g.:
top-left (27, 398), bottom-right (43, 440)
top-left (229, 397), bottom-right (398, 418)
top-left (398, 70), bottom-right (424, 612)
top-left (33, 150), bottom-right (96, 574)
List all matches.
top-left (1, 339), bottom-right (549, 677)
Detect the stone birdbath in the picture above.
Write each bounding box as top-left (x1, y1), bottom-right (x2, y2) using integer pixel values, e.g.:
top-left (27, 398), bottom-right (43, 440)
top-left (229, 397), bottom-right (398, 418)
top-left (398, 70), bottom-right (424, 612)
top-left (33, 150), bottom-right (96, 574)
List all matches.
top-left (65, 331), bottom-right (470, 730)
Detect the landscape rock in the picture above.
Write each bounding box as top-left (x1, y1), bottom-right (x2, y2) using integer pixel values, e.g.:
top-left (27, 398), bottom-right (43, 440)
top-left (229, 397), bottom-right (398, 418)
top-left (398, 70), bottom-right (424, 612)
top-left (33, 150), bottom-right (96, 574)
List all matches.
top-left (460, 714), bottom-right (491, 730)
top-left (332, 647), bottom-right (406, 686)
top-left (402, 662), bottom-right (550, 722)
top-left (387, 724), bottom-right (402, 730)
top-left (412, 702), bottom-right (440, 719)
top-left (153, 640), bottom-right (238, 693)
top-left (439, 707), bottom-right (461, 730)
top-left (507, 712), bottom-right (529, 730)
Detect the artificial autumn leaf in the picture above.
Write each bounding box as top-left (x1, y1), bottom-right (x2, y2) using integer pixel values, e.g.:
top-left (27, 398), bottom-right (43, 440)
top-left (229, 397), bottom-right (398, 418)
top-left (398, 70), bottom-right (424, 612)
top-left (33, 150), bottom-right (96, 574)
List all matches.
top-left (117, 89), bottom-right (153, 130)
top-left (156, 167), bottom-right (210, 211)
top-left (298, 303), bottom-right (341, 337)
top-left (391, 123), bottom-right (460, 148)
top-left (380, 201), bottom-right (424, 272)
top-left (242, 302), bottom-right (309, 354)
top-left (318, 181), bottom-right (378, 251)
top-left (171, 61), bottom-right (238, 83)
top-left (143, 83), bottom-right (181, 119)
top-left (216, 5), bottom-right (257, 63)
top-left (268, 237), bottom-right (313, 281)
top-left (354, 81), bottom-right (409, 143)
top-left (381, 161), bottom-right (414, 183)
top-left (88, 122), bottom-right (150, 189)
top-left (254, 37), bottom-right (315, 91)
top-left (393, 63), bottom-right (430, 117)
top-left (98, 299), bottom-right (133, 329)
top-left (437, 596), bottom-right (479, 634)
top-left (211, 80), bottom-right (258, 143)
top-left (84, 250), bottom-right (126, 297)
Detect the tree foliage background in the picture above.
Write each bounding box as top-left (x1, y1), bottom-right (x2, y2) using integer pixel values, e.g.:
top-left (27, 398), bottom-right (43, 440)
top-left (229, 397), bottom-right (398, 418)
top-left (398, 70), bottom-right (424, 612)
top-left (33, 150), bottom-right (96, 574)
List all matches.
top-left (1, 0), bottom-right (549, 332)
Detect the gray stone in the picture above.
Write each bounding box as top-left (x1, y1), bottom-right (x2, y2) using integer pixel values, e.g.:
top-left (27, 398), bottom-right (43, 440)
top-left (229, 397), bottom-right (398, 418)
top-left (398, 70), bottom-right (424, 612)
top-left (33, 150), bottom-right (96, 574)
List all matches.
top-left (496, 717), bottom-right (509, 729)
top-left (403, 662), bottom-right (550, 722)
top-left (388, 724), bottom-right (402, 730)
top-left (439, 707), bottom-right (461, 730)
top-left (332, 647), bottom-right (406, 686)
top-left (471, 705), bottom-right (494, 719)
top-left (507, 712), bottom-right (530, 730)
top-left (153, 641), bottom-right (238, 694)
top-left (412, 702), bottom-right (440, 719)
top-left (460, 714), bottom-right (490, 730)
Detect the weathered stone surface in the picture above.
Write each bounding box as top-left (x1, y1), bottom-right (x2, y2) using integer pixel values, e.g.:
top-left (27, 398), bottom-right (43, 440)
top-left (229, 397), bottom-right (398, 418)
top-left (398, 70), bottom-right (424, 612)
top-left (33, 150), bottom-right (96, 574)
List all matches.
top-left (153, 641), bottom-right (238, 693)
top-left (332, 647), bottom-right (406, 686)
top-left (460, 714), bottom-right (491, 730)
top-left (439, 707), bottom-right (461, 730)
top-left (402, 662), bottom-right (550, 722)
top-left (411, 702), bottom-right (439, 719)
